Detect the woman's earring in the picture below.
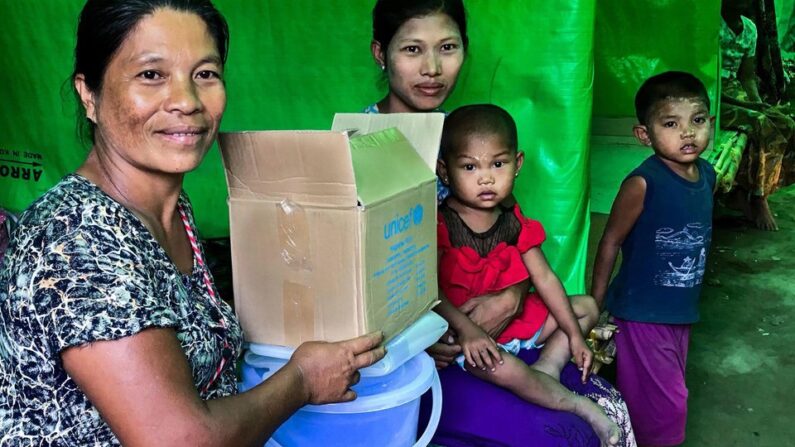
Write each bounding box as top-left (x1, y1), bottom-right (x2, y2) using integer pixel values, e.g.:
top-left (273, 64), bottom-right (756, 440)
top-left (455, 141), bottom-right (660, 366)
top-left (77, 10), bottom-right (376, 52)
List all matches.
top-left (380, 64), bottom-right (386, 71)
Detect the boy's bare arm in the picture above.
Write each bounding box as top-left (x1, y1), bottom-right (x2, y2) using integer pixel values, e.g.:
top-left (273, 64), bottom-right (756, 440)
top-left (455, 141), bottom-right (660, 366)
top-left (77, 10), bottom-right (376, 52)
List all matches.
top-left (591, 176), bottom-right (646, 309)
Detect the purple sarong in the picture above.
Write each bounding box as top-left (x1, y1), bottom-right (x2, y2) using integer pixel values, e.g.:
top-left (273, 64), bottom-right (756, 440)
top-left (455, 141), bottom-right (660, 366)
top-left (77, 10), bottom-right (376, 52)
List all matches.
top-left (420, 348), bottom-right (636, 447)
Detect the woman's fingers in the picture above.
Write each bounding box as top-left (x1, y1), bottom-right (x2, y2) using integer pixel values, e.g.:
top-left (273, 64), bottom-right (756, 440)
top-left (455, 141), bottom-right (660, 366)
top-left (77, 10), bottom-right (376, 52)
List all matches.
top-left (343, 330), bottom-right (382, 353)
top-left (344, 331), bottom-right (385, 369)
top-left (290, 331), bottom-right (386, 405)
top-left (354, 346), bottom-right (386, 370)
top-left (341, 389), bottom-right (357, 402)
top-left (426, 341), bottom-right (461, 369)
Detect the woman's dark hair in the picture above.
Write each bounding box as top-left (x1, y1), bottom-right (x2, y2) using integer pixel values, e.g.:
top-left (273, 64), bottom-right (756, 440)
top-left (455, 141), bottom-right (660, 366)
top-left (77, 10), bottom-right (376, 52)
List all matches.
top-left (372, 0), bottom-right (468, 53)
top-left (72, 0), bottom-right (229, 142)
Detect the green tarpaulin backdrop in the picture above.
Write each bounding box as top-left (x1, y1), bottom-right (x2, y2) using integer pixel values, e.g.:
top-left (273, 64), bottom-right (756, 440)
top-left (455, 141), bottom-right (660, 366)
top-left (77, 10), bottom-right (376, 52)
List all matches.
top-left (593, 0), bottom-right (721, 119)
top-left (2, 0), bottom-right (750, 293)
top-left (777, 0), bottom-right (795, 54)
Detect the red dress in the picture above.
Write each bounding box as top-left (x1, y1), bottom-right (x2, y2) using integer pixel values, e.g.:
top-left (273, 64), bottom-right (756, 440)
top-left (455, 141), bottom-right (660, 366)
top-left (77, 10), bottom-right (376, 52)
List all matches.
top-left (438, 204), bottom-right (550, 345)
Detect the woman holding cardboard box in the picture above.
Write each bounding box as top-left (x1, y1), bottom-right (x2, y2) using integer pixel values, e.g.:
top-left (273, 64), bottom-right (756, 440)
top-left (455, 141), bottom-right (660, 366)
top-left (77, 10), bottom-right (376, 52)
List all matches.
top-left (0, 1), bottom-right (384, 445)
top-left (366, 1), bottom-right (636, 445)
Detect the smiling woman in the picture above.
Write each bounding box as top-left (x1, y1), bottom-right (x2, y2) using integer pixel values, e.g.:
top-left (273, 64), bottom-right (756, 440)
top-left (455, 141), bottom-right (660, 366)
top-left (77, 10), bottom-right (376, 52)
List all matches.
top-left (0, 1), bottom-right (384, 445)
top-left (74, 8), bottom-right (227, 215)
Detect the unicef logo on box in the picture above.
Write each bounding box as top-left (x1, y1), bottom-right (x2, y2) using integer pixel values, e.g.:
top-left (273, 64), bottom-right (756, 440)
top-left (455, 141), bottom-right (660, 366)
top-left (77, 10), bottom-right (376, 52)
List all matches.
top-left (384, 204), bottom-right (424, 240)
top-left (412, 204), bottom-right (424, 226)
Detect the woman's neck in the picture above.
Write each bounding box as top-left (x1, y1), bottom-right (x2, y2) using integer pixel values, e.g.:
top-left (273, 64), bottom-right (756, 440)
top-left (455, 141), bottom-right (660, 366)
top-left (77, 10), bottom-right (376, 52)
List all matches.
top-left (376, 95), bottom-right (424, 114)
top-left (77, 149), bottom-right (184, 227)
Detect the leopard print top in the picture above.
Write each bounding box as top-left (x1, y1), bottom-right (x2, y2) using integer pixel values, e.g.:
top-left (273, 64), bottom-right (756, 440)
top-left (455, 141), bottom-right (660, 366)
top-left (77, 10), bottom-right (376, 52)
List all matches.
top-left (0, 174), bottom-right (242, 446)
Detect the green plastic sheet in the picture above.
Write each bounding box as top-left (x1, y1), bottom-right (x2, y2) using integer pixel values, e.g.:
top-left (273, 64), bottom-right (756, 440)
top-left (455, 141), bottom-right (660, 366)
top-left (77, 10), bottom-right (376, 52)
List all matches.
top-left (1, 0), bottom-right (596, 293)
top-left (777, 0), bottom-right (795, 53)
top-left (593, 0), bottom-right (721, 119)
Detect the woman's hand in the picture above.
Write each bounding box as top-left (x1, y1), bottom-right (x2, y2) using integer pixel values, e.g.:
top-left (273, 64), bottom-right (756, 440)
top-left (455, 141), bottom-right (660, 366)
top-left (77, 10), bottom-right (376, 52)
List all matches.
top-left (426, 330), bottom-right (462, 369)
top-left (457, 324), bottom-right (503, 372)
top-left (288, 331), bottom-right (386, 405)
top-left (459, 279), bottom-right (528, 338)
top-left (569, 334), bottom-right (594, 384)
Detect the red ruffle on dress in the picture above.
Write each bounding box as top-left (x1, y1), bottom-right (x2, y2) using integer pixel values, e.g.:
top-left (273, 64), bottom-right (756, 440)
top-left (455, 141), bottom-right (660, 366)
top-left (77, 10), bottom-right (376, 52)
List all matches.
top-left (438, 205), bottom-right (550, 345)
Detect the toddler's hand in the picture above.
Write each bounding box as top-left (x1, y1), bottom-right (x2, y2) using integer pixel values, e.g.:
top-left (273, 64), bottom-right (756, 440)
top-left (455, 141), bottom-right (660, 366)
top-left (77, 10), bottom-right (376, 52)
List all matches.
top-left (570, 336), bottom-right (593, 383)
top-left (459, 325), bottom-right (503, 372)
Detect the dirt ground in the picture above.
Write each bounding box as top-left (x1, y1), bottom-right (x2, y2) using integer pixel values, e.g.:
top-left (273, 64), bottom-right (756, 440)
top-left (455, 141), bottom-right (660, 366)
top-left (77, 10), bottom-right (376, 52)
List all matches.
top-left (587, 185), bottom-right (795, 447)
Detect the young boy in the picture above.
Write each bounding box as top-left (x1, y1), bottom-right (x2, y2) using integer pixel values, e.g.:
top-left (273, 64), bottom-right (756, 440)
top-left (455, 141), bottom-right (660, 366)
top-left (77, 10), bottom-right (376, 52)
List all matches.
top-left (591, 71), bottom-right (716, 447)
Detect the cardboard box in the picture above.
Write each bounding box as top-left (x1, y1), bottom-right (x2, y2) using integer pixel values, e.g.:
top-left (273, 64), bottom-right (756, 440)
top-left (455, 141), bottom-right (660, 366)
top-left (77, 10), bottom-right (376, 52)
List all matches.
top-left (218, 113), bottom-right (443, 347)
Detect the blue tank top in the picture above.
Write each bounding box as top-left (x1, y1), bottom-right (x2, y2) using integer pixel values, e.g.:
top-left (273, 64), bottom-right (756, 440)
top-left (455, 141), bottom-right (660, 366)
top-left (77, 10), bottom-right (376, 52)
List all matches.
top-left (606, 155), bottom-right (716, 324)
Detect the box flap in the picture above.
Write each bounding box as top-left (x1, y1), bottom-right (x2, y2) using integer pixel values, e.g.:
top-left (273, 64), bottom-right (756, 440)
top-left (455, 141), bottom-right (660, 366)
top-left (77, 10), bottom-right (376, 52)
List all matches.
top-left (331, 113), bottom-right (445, 172)
top-left (349, 128), bottom-right (436, 206)
top-left (218, 131), bottom-right (358, 207)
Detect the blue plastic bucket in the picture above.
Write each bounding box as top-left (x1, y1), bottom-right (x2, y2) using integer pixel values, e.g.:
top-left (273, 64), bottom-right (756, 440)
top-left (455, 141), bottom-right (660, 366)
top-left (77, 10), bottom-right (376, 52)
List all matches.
top-left (241, 351), bottom-right (441, 447)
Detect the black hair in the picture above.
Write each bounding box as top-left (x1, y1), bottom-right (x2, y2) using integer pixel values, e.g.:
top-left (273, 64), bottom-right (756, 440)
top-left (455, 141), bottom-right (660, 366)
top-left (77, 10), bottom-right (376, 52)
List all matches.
top-left (440, 104), bottom-right (518, 161)
top-left (372, 0), bottom-right (468, 54)
top-left (72, 0), bottom-right (229, 142)
top-left (634, 71), bottom-right (710, 125)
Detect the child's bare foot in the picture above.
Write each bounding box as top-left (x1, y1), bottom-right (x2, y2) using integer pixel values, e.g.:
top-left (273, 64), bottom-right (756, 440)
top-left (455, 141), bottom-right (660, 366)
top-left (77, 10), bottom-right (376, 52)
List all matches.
top-left (574, 396), bottom-right (621, 446)
top-left (750, 195), bottom-right (778, 231)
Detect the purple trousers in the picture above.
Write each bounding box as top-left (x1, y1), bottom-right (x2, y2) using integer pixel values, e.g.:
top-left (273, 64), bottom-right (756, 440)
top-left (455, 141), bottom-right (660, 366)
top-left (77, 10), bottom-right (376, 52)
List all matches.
top-left (614, 318), bottom-right (690, 446)
top-left (419, 348), bottom-right (636, 447)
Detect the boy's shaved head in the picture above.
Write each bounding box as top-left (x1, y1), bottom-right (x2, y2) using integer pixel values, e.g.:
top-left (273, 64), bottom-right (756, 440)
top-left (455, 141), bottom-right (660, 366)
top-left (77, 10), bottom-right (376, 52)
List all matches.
top-left (635, 71), bottom-right (710, 125)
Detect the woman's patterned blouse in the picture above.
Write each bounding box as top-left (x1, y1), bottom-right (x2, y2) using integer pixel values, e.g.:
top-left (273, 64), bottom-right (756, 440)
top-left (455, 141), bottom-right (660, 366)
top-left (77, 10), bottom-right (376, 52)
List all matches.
top-left (0, 174), bottom-right (243, 446)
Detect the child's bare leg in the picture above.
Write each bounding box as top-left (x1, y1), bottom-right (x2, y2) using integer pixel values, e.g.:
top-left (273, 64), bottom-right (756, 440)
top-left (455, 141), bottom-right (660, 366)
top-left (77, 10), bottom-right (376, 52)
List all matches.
top-left (532, 295), bottom-right (599, 380)
top-left (467, 352), bottom-right (620, 446)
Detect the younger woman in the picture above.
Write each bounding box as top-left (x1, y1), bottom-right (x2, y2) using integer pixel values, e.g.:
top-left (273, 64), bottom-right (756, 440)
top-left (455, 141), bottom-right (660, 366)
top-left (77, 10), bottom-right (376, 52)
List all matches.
top-left (368, 0), bottom-right (466, 115)
top-left (434, 104), bottom-right (620, 446)
top-left (366, 0), bottom-right (526, 326)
